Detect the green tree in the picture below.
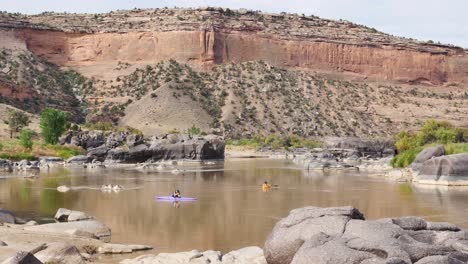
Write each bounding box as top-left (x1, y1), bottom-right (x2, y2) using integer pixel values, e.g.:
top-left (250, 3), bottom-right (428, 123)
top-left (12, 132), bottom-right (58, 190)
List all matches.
top-left (5, 109), bottom-right (30, 138)
top-left (19, 129), bottom-right (33, 150)
top-left (40, 108), bottom-right (67, 144)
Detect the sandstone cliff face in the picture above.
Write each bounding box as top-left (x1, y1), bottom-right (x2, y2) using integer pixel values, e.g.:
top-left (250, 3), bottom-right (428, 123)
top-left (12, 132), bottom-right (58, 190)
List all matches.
top-left (1, 8), bottom-right (466, 86)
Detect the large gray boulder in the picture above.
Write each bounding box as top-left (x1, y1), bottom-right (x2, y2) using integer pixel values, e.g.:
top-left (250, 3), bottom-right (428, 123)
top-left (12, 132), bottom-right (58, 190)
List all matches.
top-left (34, 242), bottom-right (85, 264)
top-left (0, 210), bottom-right (26, 224)
top-left (54, 208), bottom-right (93, 222)
top-left (24, 220), bottom-right (111, 242)
top-left (264, 206), bottom-right (468, 264)
top-left (411, 145), bottom-right (445, 171)
top-left (66, 155), bottom-right (93, 165)
top-left (264, 206), bottom-right (364, 264)
top-left (415, 153), bottom-right (468, 185)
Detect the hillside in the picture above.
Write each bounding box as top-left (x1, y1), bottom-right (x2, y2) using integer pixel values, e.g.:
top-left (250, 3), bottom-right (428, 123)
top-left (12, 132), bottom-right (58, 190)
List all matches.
top-left (0, 8), bottom-right (467, 138)
top-left (91, 60), bottom-right (468, 137)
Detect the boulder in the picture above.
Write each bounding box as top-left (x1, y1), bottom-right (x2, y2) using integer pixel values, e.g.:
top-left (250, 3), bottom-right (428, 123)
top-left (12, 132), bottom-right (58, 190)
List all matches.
top-left (126, 133), bottom-right (144, 147)
top-left (416, 153), bottom-right (468, 185)
top-left (264, 206), bottom-right (364, 264)
top-left (34, 242), bottom-right (85, 264)
top-left (1, 251), bottom-right (42, 264)
top-left (264, 206), bottom-right (468, 264)
top-left (54, 208), bottom-right (93, 222)
top-left (0, 210), bottom-right (25, 224)
top-left (66, 155), bottom-right (92, 165)
top-left (411, 145), bottom-right (445, 171)
top-left (86, 145), bottom-right (109, 161)
top-left (24, 220), bottom-right (111, 242)
top-left (0, 159), bottom-right (13, 172)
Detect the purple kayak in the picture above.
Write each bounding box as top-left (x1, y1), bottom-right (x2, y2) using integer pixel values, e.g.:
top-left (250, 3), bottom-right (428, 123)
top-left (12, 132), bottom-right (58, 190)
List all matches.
top-left (155, 196), bottom-right (197, 202)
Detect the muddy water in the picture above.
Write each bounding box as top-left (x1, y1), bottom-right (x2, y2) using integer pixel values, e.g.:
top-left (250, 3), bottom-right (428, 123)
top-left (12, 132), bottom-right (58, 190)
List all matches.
top-left (1, 159), bottom-right (468, 258)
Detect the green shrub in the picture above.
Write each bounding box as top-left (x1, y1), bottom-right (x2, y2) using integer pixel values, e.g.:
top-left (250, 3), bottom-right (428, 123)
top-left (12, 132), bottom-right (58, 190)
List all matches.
top-left (265, 134), bottom-right (285, 150)
top-left (44, 144), bottom-right (85, 159)
top-left (85, 121), bottom-right (113, 131)
top-left (391, 147), bottom-right (423, 168)
top-left (445, 143), bottom-right (468, 155)
top-left (392, 120), bottom-right (466, 168)
top-left (19, 129), bottom-right (33, 150)
top-left (187, 125), bottom-right (202, 136)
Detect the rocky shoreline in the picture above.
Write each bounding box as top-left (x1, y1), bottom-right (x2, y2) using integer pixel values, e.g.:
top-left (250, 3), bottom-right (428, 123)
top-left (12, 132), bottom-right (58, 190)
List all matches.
top-left (4, 205), bottom-right (468, 263)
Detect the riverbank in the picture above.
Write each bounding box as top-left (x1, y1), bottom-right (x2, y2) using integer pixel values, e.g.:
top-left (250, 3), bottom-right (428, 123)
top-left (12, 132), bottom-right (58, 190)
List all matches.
top-left (4, 205), bottom-right (468, 264)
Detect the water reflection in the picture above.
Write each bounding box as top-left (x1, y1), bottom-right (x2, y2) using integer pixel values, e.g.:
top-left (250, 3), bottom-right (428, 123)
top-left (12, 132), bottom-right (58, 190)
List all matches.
top-left (1, 159), bottom-right (468, 255)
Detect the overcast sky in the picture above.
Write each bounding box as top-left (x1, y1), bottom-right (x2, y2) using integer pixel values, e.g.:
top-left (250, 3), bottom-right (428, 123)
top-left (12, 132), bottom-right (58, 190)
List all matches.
top-left (1, 0), bottom-right (467, 48)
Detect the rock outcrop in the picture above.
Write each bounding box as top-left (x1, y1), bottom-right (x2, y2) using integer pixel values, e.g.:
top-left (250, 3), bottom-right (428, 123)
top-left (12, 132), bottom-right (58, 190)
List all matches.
top-left (62, 131), bottom-right (225, 164)
top-left (414, 153), bottom-right (468, 185)
top-left (411, 145), bottom-right (445, 172)
top-left (294, 137), bottom-right (395, 171)
top-left (264, 206), bottom-right (468, 264)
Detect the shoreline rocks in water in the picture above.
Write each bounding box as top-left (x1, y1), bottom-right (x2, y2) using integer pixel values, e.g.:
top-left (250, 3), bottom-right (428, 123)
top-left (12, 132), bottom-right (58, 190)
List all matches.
top-left (120, 246), bottom-right (266, 264)
top-left (264, 206), bottom-right (468, 264)
top-left (60, 130), bottom-right (225, 164)
top-left (0, 208), bottom-right (152, 263)
top-left (292, 137), bottom-right (395, 172)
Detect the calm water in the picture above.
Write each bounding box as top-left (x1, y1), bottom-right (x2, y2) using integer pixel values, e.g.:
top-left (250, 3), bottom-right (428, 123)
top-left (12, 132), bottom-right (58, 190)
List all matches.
top-left (2, 159), bottom-right (468, 258)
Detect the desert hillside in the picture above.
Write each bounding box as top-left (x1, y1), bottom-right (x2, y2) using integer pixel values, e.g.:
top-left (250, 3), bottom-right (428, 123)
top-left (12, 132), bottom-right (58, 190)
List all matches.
top-left (0, 7), bottom-right (467, 138)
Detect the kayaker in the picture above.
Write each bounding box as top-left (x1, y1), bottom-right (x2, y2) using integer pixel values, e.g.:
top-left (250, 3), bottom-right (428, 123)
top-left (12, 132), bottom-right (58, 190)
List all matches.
top-left (262, 181), bottom-right (271, 192)
top-left (172, 189), bottom-right (181, 198)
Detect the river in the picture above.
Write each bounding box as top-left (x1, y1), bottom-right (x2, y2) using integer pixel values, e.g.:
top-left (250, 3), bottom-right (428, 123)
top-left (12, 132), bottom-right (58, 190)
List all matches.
top-left (1, 158), bottom-right (468, 260)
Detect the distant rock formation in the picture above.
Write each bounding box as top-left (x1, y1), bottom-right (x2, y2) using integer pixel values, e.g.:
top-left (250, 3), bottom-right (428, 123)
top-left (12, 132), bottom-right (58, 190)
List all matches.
top-left (61, 130), bottom-right (225, 163)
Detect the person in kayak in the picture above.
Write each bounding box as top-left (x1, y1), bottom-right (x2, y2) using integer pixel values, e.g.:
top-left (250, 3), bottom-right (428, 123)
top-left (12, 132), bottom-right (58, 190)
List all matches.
top-left (172, 189), bottom-right (181, 198)
top-left (262, 181), bottom-right (271, 192)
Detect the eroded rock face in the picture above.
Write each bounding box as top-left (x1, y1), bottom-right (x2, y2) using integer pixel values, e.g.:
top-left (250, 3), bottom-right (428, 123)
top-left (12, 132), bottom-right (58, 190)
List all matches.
top-left (415, 153), bottom-right (468, 185)
top-left (411, 145), bottom-right (445, 172)
top-left (105, 134), bottom-right (225, 163)
top-left (264, 206), bottom-right (468, 264)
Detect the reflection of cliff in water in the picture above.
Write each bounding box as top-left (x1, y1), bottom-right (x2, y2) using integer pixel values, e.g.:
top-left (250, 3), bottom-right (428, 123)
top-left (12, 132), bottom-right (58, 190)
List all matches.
top-left (1, 159), bottom-right (468, 253)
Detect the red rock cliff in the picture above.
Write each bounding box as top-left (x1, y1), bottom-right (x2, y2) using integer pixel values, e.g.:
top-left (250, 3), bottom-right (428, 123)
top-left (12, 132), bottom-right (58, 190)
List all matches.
top-left (1, 8), bottom-right (467, 85)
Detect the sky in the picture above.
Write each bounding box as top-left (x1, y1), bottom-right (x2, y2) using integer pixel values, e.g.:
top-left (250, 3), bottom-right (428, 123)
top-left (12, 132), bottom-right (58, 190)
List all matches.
top-left (1, 0), bottom-right (467, 48)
